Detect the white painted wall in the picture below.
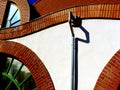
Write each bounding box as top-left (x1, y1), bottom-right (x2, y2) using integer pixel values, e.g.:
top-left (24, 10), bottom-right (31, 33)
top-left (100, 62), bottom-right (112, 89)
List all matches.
top-left (10, 19), bottom-right (120, 90)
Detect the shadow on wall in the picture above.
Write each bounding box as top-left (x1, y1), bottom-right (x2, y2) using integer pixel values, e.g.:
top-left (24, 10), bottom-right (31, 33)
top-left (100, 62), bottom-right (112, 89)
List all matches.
top-left (76, 25), bottom-right (90, 43)
top-left (29, 4), bottom-right (40, 20)
top-left (74, 25), bottom-right (90, 90)
top-left (117, 85), bottom-right (120, 90)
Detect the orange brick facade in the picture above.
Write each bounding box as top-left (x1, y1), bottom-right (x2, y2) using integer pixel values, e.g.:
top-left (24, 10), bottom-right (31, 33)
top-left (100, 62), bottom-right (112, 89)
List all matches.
top-left (34, 0), bottom-right (120, 15)
top-left (0, 0), bottom-right (7, 26)
top-left (0, 0), bottom-right (120, 89)
top-left (94, 50), bottom-right (120, 89)
top-left (1, 3), bottom-right (120, 39)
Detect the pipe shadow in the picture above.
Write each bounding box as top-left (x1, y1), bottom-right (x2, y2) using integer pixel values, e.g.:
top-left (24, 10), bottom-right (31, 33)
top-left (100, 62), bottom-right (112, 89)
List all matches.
top-left (74, 25), bottom-right (90, 90)
top-left (76, 25), bottom-right (90, 43)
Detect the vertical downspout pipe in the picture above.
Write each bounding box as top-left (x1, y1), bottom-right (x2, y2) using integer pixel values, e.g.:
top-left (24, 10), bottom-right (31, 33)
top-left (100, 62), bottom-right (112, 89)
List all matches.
top-left (68, 12), bottom-right (77, 90)
top-left (68, 11), bottom-right (90, 90)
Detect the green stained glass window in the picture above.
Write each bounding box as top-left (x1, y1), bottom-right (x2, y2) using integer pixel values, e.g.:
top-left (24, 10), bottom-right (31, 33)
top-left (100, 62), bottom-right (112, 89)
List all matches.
top-left (0, 53), bottom-right (37, 90)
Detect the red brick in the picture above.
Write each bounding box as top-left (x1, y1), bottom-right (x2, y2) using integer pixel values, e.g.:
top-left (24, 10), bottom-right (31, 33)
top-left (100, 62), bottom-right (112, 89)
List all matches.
top-left (0, 40), bottom-right (55, 90)
top-left (94, 50), bottom-right (120, 90)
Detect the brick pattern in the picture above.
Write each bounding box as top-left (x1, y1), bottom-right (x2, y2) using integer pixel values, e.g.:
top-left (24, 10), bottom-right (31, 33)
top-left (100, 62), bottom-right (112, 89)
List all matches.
top-left (34, 0), bottom-right (120, 15)
top-left (1, 3), bottom-right (120, 39)
top-left (94, 50), bottom-right (120, 90)
top-left (0, 1), bottom-right (120, 90)
top-left (0, 40), bottom-right (55, 90)
top-left (0, 0), bottom-right (7, 26)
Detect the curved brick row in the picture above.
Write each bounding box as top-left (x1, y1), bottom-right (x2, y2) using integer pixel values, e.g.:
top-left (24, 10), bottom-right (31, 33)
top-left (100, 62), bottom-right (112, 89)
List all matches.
top-left (34, 0), bottom-right (120, 15)
top-left (1, 3), bottom-right (120, 39)
top-left (0, 40), bottom-right (55, 90)
top-left (94, 50), bottom-right (120, 90)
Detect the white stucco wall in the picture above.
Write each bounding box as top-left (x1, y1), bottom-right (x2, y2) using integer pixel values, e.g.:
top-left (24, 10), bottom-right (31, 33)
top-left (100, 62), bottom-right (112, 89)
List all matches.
top-left (10, 19), bottom-right (120, 90)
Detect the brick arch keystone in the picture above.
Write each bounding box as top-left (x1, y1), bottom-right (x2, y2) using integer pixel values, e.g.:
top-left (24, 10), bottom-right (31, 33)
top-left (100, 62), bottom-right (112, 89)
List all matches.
top-left (94, 50), bottom-right (120, 90)
top-left (0, 40), bottom-right (55, 90)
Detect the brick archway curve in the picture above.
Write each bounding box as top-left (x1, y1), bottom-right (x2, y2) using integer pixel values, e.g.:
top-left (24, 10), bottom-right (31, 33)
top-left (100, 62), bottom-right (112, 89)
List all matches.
top-left (0, 40), bottom-right (55, 90)
top-left (34, 0), bottom-right (120, 15)
top-left (1, 3), bottom-right (120, 39)
top-left (94, 50), bottom-right (120, 89)
top-left (0, 0), bottom-right (30, 26)
top-left (9, 0), bottom-right (30, 24)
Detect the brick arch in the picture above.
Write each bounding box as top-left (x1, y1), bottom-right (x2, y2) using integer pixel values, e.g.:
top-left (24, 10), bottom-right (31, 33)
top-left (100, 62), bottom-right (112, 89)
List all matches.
top-left (0, 40), bottom-right (55, 90)
top-left (0, 0), bottom-right (30, 26)
top-left (94, 50), bottom-right (120, 90)
top-left (9, 0), bottom-right (30, 24)
top-left (1, 3), bottom-right (120, 39)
